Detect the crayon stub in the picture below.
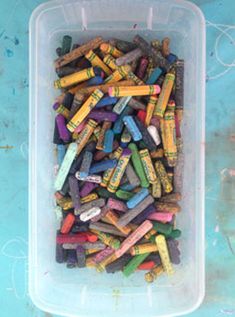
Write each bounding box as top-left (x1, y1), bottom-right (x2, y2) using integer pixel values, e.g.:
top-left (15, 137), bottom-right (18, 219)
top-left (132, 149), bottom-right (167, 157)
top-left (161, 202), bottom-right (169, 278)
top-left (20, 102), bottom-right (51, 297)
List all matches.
top-left (155, 235), bottom-right (174, 275)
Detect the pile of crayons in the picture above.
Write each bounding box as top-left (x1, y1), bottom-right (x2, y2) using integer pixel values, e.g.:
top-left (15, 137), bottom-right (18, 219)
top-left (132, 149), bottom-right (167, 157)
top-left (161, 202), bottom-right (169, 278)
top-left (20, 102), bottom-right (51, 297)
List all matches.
top-left (53, 34), bottom-right (184, 282)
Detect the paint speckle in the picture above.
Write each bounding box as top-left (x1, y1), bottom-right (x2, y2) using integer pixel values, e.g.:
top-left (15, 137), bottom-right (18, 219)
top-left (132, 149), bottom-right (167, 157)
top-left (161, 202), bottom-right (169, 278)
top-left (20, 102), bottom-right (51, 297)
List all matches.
top-left (220, 308), bottom-right (235, 315)
top-left (19, 78), bottom-right (29, 89)
top-left (212, 239), bottom-right (217, 246)
top-left (210, 51), bottom-right (214, 56)
top-left (133, 23), bottom-right (137, 29)
top-left (14, 37), bottom-right (19, 45)
top-left (0, 145), bottom-right (14, 151)
top-left (3, 35), bottom-right (19, 45)
top-left (0, 29), bottom-right (5, 39)
top-left (215, 225), bottom-right (220, 232)
top-left (5, 48), bottom-right (13, 57)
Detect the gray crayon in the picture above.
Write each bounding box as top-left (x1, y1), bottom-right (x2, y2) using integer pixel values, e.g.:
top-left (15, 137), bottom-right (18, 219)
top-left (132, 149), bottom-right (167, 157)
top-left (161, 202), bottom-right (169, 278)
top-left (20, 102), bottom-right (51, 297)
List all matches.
top-left (117, 195), bottom-right (155, 227)
top-left (106, 254), bottom-right (132, 273)
top-left (116, 48), bottom-right (143, 66)
top-left (74, 198), bottom-right (105, 215)
top-left (89, 222), bottom-right (127, 237)
top-left (125, 163), bottom-right (140, 187)
top-left (76, 245), bottom-right (86, 268)
top-left (79, 151), bottom-right (93, 179)
top-left (68, 175), bottom-right (81, 211)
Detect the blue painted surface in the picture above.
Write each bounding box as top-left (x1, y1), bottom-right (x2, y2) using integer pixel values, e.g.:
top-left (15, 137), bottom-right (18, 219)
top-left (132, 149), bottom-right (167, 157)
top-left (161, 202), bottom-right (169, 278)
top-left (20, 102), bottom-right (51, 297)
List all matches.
top-left (0, 0), bottom-right (235, 316)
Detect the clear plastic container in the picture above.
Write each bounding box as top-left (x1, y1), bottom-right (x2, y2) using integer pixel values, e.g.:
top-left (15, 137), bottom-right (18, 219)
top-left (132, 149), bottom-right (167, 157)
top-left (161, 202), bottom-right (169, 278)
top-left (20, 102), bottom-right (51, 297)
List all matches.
top-left (29, 0), bottom-right (205, 316)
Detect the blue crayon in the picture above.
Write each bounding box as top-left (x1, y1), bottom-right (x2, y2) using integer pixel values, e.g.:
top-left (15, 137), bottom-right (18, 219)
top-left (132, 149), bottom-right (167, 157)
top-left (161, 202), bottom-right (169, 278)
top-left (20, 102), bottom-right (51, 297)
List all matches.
top-left (57, 144), bottom-right (66, 166)
top-left (146, 67), bottom-right (162, 84)
top-left (103, 129), bottom-right (114, 153)
top-left (89, 159), bottom-right (118, 174)
top-left (79, 151), bottom-right (93, 179)
top-left (120, 183), bottom-right (137, 191)
top-left (123, 116), bottom-right (142, 141)
top-left (126, 188), bottom-right (149, 209)
top-left (166, 53), bottom-right (178, 64)
top-left (95, 96), bottom-right (118, 108)
top-left (113, 106), bottom-right (133, 135)
top-left (87, 75), bottom-right (104, 86)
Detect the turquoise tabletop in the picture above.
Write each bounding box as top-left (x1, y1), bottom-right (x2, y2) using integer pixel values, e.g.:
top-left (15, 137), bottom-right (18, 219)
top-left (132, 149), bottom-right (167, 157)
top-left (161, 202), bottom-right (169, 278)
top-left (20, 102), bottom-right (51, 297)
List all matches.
top-left (0, 0), bottom-right (235, 316)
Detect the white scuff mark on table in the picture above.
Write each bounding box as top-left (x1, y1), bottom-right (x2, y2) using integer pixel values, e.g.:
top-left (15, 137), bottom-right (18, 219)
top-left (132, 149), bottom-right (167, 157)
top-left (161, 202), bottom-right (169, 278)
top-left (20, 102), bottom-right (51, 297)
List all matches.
top-left (206, 20), bottom-right (235, 80)
top-left (20, 141), bottom-right (28, 160)
top-left (1, 236), bottom-right (28, 299)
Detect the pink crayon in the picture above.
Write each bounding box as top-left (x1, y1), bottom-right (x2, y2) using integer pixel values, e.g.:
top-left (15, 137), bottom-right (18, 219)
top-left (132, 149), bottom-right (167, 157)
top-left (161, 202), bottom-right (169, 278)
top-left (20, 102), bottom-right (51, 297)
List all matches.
top-left (74, 120), bottom-right (87, 133)
top-left (115, 220), bottom-right (153, 258)
top-left (147, 212), bottom-right (174, 223)
top-left (107, 198), bottom-right (127, 212)
top-left (92, 247), bottom-right (114, 264)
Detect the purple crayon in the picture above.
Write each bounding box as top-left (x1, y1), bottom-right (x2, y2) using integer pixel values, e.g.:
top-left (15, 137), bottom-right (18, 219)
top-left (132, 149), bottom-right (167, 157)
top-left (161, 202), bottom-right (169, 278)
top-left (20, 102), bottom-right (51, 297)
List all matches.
top-left (56, 114), bottom-right (71, 142)
top-left (88, 110), bottom-right (118, 122)
top-left (80, 182), bottom-right (98, 198)
top-left (68, 175), bottom-right (81, 212)
top-left (167, 239), bottom-right (181, 265)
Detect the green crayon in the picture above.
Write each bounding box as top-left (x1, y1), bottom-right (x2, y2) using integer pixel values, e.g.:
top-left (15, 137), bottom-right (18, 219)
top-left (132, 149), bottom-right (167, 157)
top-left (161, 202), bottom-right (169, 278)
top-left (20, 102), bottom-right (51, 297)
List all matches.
top-left (128, 143), bottom-right (149, 188)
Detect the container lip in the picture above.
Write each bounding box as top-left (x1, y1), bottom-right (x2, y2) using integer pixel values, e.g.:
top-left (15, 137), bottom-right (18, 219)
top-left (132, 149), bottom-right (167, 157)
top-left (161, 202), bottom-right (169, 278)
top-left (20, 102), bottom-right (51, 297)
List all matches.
top-left (28, 0), bottom-right (206, 315)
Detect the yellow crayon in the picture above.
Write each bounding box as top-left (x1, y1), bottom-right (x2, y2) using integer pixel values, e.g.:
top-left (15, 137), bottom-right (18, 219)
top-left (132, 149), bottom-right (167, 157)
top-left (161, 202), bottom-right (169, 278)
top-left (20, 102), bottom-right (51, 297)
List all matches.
top-left (152, 179), bottom-right (162, 198)
top-left (55, 104), bottom-right (70, 119)
top-left (107, 149), bottom-right (132, 193)
top-left (85, 50), bottom-right (112, 76)
top-left (85, 249), bottom-right (100, 255)
top-left (144, 229), bottom-right (157, 240)
top-left (54, 67), bottom-right (96, 89)
top-left (90, 229), bottom-right (120, 249)
top-left (150, 148), bottom-right (164, 159)
top-left (104, 65), bottom-right (131, 84)
top-left (56, 197), bottom-right (73, 210)
top-left (96, 253), bottom-right (117, 272)
top-left (127, 72), bottom-right (145, 86)
top-left (100, 43), bottom-right (124, 58)
top-left (86, 256), bottom-right (96, 268)
top-left (105, 209), bottom-right (131, 235)
top-left (93, 126), bottom-right (101, 140)
top-left (81, 193), bottom-right (98, 203)
top-left (72, 132), bottom-right (79, 140)
top-left (76, 119), bottom-right (98, 156)
top-left (67, 89), bottom-right (103, 132)
top-left (145, 265), bottom-right (164, 283)
top-left (154, 73), bottom-right (175, 117)
top-left (139, 149), bottom-right (158, 184)
top-left (75, 79), bottom-right (135, 97)
top-left (167, 172), bottom-right (174, 187)
top-left (145, 95), bottom-right (157, 126)
top-left (155, 161), bottom-right (173, 193)
top-left (103, 54), bottom-right (118, 70)
top-left (155, 235), bottom-right (174, 275)
top-left (162, 110), bottom-right (177, 167)
top-left (101, 147), bottom-right (123, 187)
top-left (130, 243), bottom-right (158, 256)
top-left (96, 121), bottom-right (112, 150)
top-left (108, 85), bottom-right (160, 97)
